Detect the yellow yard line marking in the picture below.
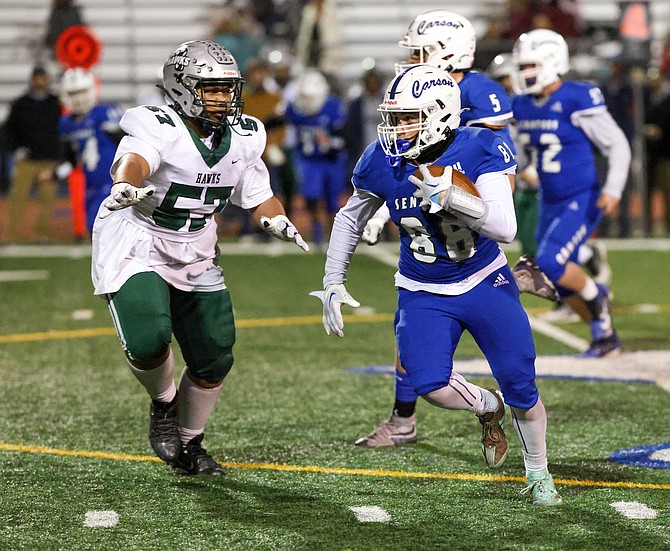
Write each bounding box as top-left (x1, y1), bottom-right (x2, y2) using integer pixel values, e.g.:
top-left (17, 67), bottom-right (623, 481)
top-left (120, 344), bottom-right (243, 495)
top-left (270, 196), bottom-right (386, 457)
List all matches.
top-left (0, 313), bottom-right (395, 344)
top-left (1, 442), bottom-right (668, 490)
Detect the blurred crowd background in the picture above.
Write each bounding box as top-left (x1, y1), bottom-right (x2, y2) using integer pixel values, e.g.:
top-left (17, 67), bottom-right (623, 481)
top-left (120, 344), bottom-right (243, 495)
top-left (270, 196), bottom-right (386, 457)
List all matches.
top-left (1, 0), bottom-right (669, 244)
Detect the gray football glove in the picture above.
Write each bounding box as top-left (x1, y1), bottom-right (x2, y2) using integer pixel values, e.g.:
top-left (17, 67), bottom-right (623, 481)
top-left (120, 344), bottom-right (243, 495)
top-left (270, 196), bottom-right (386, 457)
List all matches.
top-left (309, 283), bottom-right (360, 337)
top-left (100, 182), bottom-right (155, 219)
top-left (261, 215), bottom-right (310, 252)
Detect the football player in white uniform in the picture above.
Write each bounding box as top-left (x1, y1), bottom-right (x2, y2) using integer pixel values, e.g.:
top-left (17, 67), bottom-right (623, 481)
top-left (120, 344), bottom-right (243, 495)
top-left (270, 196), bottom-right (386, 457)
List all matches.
top-left (91, 40), bottom-right (308, 475)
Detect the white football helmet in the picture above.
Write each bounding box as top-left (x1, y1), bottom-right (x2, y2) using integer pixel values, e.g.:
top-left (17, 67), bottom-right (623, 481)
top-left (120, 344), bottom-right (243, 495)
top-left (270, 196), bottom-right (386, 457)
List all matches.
top-left (60, 68), bottom-right (97, 115)
top-left (485, 53), bottom-right (519, 95)
top-left (377, 65), bottom-right (461, 162)
top-left (512, 29), bottom-right (569, 95)
top-left (396, 10), bottom-right (476, 74)
top-left (294, 69), bottom-right (329, 116)
top-left (161, 40), bottom-right (244, 131)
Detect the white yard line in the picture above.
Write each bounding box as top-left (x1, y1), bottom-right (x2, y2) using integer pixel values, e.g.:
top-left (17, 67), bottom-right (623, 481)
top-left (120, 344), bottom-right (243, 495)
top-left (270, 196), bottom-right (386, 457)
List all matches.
top-left (0, 270), bottom-right (50, 282)
top-left (527, 315), bottom-right (590, 351)
top-left (349, 506), bottom-right (392, 523)
top-left (84, 510), bottom-right (119, 527)
top-left (610, 502), bottom-right (659, 519)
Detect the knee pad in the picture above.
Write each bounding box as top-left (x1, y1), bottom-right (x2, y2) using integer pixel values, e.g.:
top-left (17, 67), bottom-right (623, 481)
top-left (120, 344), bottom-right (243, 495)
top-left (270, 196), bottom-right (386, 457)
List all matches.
top-left (188, 347), bottom-right (234, 384)
top-left (123, 323), bottom-right (172, 362)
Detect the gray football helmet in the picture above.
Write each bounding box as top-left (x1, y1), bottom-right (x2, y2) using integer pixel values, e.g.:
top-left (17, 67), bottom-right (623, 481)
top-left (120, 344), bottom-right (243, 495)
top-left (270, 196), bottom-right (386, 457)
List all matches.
top-left (161, 40), bottom-right (244, 131)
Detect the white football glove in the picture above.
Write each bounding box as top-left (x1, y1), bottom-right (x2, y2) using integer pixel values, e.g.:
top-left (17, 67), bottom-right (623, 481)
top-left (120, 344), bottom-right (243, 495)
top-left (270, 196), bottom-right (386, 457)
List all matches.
top-left (408, 164), bottom-right (453, 214)
top-left (309, 284), bottom-right (360, 337)
top-left (260, 214), bottom-right (310, 252)
top-left (362, 216), bottom-right (386, 245)
top-left (100, 182), bottom-right (156, 219)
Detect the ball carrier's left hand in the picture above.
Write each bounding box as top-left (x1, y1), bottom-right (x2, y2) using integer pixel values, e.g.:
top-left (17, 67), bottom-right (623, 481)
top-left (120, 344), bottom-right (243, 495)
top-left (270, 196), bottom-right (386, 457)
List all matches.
top-left (100, 182), bottom-right (156, 218)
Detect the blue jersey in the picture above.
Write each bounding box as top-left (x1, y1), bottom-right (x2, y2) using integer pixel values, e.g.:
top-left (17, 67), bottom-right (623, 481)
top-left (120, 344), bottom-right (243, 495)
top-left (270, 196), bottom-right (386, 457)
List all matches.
top-left (60, 103), bottom-right (123, 228)
top-left (353, 127), bottom-right (516, 284)
top-left (512, 81), bottom-right (605, 203)
top-left (459, 71), bottom-right (514, 151)
top-left (285, 96), bottom-right (347, 161)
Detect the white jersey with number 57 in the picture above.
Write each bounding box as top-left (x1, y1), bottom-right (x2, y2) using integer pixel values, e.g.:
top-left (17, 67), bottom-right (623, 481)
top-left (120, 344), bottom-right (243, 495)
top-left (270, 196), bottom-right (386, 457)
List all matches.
top-left (109, 104), bottom-right (273, 242)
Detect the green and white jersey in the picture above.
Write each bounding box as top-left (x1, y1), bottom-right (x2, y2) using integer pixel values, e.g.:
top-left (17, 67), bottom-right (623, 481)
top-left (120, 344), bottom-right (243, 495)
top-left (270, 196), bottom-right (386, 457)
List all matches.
top-left (92, 105), bottom-right (273, 295)
top-left (110, 104), bottom-right (273, 242)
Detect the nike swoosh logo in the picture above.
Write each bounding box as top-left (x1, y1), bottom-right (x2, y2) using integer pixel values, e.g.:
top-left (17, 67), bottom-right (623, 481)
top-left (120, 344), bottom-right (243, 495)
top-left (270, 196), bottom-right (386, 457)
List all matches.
top-left (232, 159), bottom-right (240, 164)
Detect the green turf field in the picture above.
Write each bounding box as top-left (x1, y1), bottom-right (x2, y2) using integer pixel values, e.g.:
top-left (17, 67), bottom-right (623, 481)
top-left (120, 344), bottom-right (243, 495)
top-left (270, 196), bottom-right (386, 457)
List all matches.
top-left (1, 243), bottom-right (669, 550)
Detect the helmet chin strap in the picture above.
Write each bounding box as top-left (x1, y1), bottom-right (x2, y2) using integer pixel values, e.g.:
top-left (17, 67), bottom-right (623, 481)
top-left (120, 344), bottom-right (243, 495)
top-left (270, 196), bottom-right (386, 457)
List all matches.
top-left (414, 128), bottom-right (454, 165)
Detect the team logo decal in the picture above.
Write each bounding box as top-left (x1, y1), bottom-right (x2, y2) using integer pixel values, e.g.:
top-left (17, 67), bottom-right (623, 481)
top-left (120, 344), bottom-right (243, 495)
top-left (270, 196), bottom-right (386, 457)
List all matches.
top-left (417, 19), bottom-right (463, 34)
top-left (166, 47), bottom-right (190, 71)
top-left (411, 77), bottom-right (454, 98)
top-left (609, 442), bottom-right (670, 470)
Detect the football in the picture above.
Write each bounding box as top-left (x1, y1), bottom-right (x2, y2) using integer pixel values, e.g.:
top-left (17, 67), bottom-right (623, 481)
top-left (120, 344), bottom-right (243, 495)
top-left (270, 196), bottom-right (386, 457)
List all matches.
top-left (412, 165), bottom-right (480, 197)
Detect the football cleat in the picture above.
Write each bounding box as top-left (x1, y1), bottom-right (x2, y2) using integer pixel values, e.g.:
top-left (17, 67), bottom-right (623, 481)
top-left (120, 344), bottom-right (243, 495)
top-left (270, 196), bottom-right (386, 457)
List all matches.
top-left (149, 394), bottom-right (180, 462)
top-left (171, 433), bottom-right (225, 475)
top-left (589, 282), bottom-right (615, 342)
top-left (521, 470), bottom-right (563, 506)
top-left (512, 255), bottom-right (560, 302)
top-left (584, 240), bottom-right (612, 286)
top-left (355, 414), bottom-right (417, 447)
top-left (580, 332), bottom-right (622, 358)
top-left (478, 389), bottom-right (508, 469)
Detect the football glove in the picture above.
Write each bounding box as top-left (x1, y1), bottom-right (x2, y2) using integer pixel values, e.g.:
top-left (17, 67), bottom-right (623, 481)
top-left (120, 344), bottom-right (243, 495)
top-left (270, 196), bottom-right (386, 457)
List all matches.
top-left (362, 216), bottom-right (386, 245)
top-left (309, 284), bottom-right (360, 337)
top-left (408, 164), bottom-right (452, 214)
top-left (260, 214), bottom-right (309, 252)
top-left (100, 182), bottom-right (156, 219)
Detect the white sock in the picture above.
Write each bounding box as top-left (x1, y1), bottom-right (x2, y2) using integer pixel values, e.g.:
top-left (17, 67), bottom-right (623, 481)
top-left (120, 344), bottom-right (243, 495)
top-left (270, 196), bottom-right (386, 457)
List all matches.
top-left (177, 366), bottom-right (223, 444)
top-left (510, 397), bottom-right (548, 476)
top-left (578, 243), bottom-right (594, 265)
top-left (579, 277), bottom-right (599, 302)
top-left (424, 371), bottom-right (485, 415)
top-left (127, 349), bottom-right (176, 403)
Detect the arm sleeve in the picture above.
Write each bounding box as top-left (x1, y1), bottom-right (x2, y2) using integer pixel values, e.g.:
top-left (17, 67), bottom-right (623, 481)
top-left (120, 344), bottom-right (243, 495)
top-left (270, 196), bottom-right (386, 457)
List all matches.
top-left (471, 172), bottom-right (517, 243)
top-left (324, 189), bottom-right (384, 286)
top-left (573, 109), bottom-right (631, 199)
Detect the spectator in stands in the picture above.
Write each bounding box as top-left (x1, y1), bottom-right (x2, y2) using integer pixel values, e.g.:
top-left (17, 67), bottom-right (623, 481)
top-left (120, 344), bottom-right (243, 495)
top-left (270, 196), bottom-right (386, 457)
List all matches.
top-left (1, 67), bottom-right (62, 244)
top-left (44, 0), bottom-right (84, 55)
top-left (599, 59), bottom-right (635, 238)
top-left (345, 68), bottom-right (385, 176)
top-left (235, 58), bottom-right (296, 239)
top-left (503, 0), bottom-right (581, 41)
top-left (295, 0), bottom-right (343, 91)
top-left (644, 70), bottom-right (670, 237)
top-left (208, 0), bottom-right (263, 73)
top-left (661, 28), bottom-right (670, 79)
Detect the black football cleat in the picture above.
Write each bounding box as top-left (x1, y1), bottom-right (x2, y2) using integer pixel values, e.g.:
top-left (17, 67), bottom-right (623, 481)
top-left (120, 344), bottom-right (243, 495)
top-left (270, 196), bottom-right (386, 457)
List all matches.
top-left (149, 394), bottom-right (180, 462)
top-left (171, 434), bottom-right (225, 476)
top-left (512, 255), bottom-right (560, 302)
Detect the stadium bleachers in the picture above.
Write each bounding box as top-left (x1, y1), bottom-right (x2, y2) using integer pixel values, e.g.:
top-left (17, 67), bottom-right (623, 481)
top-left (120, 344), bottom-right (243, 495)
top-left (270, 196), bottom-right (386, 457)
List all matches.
top-left (0, 0), bottom-right (669, 122)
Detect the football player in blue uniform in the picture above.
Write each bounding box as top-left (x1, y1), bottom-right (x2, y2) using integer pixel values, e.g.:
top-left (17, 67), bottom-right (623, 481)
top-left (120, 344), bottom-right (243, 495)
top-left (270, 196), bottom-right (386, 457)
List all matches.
top-left (58, 68), bottom-right (124, 233)
top-left (285, 69), bottom-right (348, 248)
top-left (314, 65), bottom-right (562, 506)
top-left (358, 10), bottom-right (516, 449)
top-left (510, 30), bottom-right (630, 357)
